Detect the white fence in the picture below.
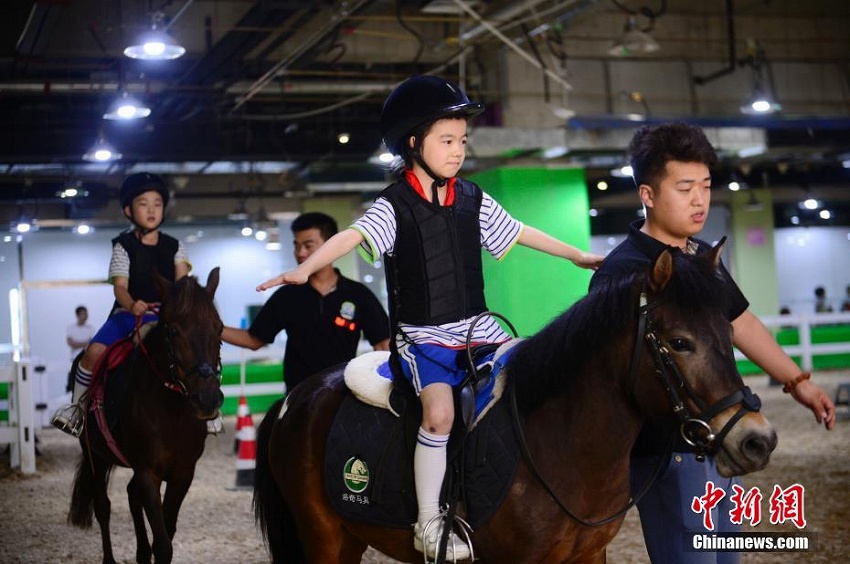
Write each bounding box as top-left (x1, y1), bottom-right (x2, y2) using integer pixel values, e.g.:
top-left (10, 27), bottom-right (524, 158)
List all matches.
top-left (0, 345), bottom-right (36, 474)
top-left (734, 312), bottom-right (850, 372)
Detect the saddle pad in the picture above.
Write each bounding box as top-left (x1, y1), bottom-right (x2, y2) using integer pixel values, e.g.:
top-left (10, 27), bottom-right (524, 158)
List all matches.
top-left (344, 339), bottom-right (521, 427)
top-left (324, 390), bottom-right (520, 530)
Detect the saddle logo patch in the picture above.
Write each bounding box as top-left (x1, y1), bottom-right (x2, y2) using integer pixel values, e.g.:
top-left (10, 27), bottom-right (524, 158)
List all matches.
top-left (343, 456), bottom-right (370, 493)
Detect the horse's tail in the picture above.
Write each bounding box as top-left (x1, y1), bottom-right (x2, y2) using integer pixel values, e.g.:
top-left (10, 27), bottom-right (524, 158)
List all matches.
top-left (253, 397), bottom-right (305, 563)
top-left (68, 450), bottom-right (113, 529)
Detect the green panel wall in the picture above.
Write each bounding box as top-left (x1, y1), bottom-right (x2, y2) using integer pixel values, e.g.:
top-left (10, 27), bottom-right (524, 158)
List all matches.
top-left (729, 188), bottom-right (778, 317)
top-left (469, 166), bottom-right (593, 336)
top-left (303, 195), bottom-right (360, 280)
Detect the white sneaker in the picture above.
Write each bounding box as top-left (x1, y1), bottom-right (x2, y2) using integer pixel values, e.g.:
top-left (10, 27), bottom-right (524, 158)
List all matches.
top-left (51, 403), bottom-right (85, 438)
top-left (413, 521), bottom-right (471, 561)
top-left (206, 414), bottom-right (224, 435)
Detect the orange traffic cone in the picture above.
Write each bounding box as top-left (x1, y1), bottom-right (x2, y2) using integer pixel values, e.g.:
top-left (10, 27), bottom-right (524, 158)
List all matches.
top-left (233, 396), bottom-right (250, 454)
top-left (234, 408), bottom-right (256, 489)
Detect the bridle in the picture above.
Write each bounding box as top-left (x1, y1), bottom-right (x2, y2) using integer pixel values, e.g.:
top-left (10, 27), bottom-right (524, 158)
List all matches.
top-left (509, 286), bottom-right (763, 527)
top-left (628, 291), bottom-right (762, 461)
top-left (135, 314), bottom-right (222, 397)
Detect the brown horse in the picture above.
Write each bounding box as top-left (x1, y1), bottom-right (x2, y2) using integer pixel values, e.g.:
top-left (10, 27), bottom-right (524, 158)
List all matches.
top-left (68, 268), bottom-right (224, 564)
top-left (253, 245), bottom-right (777, 563)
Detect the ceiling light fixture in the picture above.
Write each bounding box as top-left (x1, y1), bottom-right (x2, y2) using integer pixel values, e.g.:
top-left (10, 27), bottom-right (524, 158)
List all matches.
top-left (608, 16), bottom-right (660, 57)
top-left (83, 135), bottom-right (122, 163)
top-left (124, 12), bottom-right (186, 61)
top-left (337, 132), bottom-right (351, 144)
top-left (739, 39), bottom-right (781, 115)
top-left (103, 91), bottom-right (151, 120)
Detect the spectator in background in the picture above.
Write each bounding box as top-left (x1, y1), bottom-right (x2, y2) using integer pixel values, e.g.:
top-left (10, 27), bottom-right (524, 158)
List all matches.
top-left (814, 286), bottom-right (833, 313)
top-left (66, 305), bottom-right (93, 361)
top-left (65, 305), bottom-right (94, 393)
top-left (841, 285), bottom-right (850, 312)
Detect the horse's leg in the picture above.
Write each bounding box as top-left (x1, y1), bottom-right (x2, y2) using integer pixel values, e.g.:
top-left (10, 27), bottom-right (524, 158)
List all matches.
top-left (161, 475), bottom-right (193, 540)
top-left (134, 472), bottom-right (173, 564)
top-left (127, 475), bottom-right (152, 564)
top-left (337, 529), bottom-right (370, 564)
top-left (87, 454), bottom-right (118, 564)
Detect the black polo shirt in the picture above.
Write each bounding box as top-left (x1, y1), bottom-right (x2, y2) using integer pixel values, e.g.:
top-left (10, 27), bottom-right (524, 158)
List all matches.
top-left (589, 220), bottom-right (749, 456)
top-left (248, 270), bottom-right (389, 390)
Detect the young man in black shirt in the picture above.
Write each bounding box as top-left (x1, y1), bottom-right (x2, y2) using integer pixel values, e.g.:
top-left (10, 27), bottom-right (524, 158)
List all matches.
top-left (590, 122), bottom-right (835, 564)
top-left (223, 212), bottom-right (390, 391)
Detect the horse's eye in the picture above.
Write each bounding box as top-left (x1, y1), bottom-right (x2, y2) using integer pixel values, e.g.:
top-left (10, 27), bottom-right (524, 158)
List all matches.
top-left (668, 337), bottom-right (692, 352)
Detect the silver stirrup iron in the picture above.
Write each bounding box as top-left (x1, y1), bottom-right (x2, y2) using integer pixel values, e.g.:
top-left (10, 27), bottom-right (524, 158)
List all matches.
top-left (51, 403), bottom-right (85, 438)
top-left (419, 511), bottom-right (475, 563)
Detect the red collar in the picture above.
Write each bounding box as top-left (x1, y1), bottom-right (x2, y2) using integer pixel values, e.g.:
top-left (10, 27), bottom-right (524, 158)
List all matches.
top-left (403, 170), bottom-right (456, 206)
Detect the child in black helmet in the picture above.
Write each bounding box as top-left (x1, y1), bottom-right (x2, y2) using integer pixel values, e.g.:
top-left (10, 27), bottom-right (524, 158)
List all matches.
top-left (256, 75), bottom-right (603, 560)
top-left (51, 172), bottom-right (204, 437)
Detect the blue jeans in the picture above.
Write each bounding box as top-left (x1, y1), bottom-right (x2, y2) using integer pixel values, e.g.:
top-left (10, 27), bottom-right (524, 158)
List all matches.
top-left (631, 452), bottom-right (742, 564)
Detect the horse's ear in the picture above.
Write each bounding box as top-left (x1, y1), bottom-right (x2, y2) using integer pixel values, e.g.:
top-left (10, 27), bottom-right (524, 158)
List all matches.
top-left (206, 267), bottom-right (220, 299)
top-left (649, 249), bottom-right (674, 292)
top-left (703, 236), bottom-right (726, 271)
top-left (152, 268), bottom-right (171, 301)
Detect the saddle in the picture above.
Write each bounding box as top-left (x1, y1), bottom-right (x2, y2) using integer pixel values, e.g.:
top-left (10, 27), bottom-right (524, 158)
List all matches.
top-left (86, 323), bottom-right (158, 465)
top-left (324, 341), bottom-right (523, 530)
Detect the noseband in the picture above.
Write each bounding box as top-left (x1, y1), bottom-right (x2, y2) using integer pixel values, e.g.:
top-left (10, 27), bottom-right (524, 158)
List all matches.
top-left (137, 318), bottom-right (222, 397)
top-left (628, 292), bottom-right (762, 461)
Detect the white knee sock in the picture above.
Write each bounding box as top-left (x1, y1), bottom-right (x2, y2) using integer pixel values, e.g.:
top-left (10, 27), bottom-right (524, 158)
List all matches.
top-left (72, 365), bottom-right (92, 404)
top-left (414, 427), bottom-right (449, 527)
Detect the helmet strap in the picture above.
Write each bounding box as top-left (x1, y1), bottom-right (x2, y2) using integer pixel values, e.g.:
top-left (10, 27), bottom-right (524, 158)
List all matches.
top-left (124, 209), bottom-right (160, 236)
top-left (410, 133), bottom-right (448, 204)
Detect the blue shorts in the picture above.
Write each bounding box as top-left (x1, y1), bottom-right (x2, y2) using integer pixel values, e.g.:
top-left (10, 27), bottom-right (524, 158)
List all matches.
top-left (91, 311), bottom-right (158, 347)
top-left (397, 343), bottom-right (465, 394)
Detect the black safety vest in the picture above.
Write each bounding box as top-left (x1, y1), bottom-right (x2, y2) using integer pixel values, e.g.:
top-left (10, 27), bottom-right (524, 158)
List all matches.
top-left (381, 178), bottom-right (486, 326)
top-left (111, 230), bottom-right (178, 309)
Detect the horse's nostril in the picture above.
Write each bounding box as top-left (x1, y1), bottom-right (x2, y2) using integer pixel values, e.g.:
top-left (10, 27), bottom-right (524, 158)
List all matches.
top-left (742, 430), bottom-right (777, 462)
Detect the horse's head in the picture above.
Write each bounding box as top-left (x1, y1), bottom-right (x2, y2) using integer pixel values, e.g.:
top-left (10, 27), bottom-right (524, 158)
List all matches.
top-left (634, 242), bottom-right (776, 476)
top-left (153, 267), bottom-right (225, 420)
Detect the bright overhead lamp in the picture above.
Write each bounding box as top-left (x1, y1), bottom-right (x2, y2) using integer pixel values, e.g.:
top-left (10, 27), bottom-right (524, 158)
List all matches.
top-left (740, 89), bottom-right (782, 115)
top-left (83, 136), bottom-right (122, 163)
top-left (124, 13), bottom-right (186, 60)
top-left (608, 17), bottom-right (660, 57)
top-left (103, 92), bottom-right (151, 120)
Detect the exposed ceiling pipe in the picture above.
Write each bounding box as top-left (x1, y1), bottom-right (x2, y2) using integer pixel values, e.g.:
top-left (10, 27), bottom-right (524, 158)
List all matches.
top-left (231, 0), bottom-right (375, 112)
top-left (457, 0), bottom-right (553, 43)
top-left (450, 0), bottom-right (572, 91)
top-left (693, 0), bottom-right (737, 85)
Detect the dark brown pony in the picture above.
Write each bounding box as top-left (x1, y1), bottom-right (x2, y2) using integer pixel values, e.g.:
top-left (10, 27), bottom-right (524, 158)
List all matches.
top-left (68, 268), bottom-right (224, 564)
top-left (253, 246), bottom-right (777, 563)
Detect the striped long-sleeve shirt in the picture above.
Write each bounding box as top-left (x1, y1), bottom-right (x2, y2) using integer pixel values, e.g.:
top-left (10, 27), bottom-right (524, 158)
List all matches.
top-left (352, 189), bottom-right (523, 348)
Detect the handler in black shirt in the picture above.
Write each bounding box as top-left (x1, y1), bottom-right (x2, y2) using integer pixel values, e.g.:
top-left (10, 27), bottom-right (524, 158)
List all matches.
top-left (589, 122), bottom-right (834, 564)
top-left (223, 212), bottom-right (390, 391)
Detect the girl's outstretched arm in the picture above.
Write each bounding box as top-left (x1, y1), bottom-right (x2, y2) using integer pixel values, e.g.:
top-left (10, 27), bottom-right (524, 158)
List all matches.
top-left (517, 226), bottom-right (604, 270)
top-left (256, 228), bottom-right (365, 291)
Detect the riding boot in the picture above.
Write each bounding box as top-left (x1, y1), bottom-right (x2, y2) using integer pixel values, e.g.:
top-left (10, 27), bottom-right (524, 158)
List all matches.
top-left (51, 380), bottom-right (89, 438)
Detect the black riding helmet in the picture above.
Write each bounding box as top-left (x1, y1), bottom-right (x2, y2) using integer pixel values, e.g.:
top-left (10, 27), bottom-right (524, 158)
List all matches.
top-left (119, 172), bottom-right (169, 232)
top-left (381, 75), bottom-right (484, 157)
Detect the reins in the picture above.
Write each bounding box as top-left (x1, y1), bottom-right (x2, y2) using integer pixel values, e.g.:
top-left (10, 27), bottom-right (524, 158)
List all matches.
top-left (507, 284), bottom-right (762, 527)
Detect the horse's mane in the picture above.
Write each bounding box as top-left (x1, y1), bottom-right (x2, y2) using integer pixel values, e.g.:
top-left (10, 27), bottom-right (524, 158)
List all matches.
top-left (166, 275), bottom-right (215, 320)
top-left (507, 251), bottom-right (730, 415)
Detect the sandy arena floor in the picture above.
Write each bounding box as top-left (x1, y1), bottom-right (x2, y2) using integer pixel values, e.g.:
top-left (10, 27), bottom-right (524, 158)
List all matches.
top-left (1, 371), bottom-right (848, 563)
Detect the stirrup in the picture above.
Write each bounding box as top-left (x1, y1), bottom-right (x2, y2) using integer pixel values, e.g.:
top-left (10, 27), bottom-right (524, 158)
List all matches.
top-left (415, 511), bottom-right (474, 563)
top-left (51, 403), bottom-right (85, 438)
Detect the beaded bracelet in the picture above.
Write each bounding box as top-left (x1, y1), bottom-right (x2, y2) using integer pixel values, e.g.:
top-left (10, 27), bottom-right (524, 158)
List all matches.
top-left (782, 372), bottom-right (811, 394)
